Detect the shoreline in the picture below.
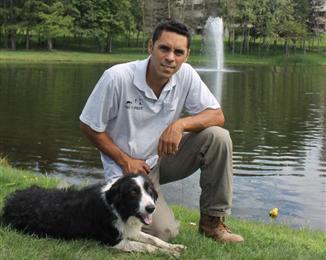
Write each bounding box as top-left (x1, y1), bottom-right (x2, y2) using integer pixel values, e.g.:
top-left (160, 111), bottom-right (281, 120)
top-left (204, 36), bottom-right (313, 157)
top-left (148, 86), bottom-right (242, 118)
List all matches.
top-left (0, 49), bottom-right (325, 66)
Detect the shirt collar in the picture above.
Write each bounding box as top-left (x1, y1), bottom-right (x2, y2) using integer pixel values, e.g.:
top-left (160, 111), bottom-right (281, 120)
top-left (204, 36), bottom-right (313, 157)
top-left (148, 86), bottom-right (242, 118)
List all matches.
top-left (133, 56), bottom-right (177, 100)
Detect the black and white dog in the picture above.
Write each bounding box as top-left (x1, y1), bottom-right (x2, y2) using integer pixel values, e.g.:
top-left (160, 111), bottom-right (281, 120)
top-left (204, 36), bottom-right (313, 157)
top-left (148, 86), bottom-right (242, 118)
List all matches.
top-left (0, 174), bottom-right (185, 257)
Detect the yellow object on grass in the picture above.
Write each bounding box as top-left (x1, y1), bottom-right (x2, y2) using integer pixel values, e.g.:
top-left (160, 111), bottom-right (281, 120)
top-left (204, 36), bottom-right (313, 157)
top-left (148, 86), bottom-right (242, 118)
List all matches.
top-left (269, 208), bottom-right (279, 218)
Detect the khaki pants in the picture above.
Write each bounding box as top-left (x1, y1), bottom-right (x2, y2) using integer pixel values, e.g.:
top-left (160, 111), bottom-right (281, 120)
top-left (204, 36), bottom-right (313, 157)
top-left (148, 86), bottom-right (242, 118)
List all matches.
top-left (143, 126), bottom-right (233, 241)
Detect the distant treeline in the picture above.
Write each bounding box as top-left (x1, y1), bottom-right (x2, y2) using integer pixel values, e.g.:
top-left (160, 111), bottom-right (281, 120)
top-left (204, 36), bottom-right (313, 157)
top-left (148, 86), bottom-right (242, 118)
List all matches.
top-left (0, 0), bottom-right (324, 54)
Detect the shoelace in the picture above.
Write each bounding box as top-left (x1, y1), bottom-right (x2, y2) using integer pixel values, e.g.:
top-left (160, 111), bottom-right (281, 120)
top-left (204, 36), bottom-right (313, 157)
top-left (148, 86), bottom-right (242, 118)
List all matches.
top-left (218, 222), bottom-right (232, 233)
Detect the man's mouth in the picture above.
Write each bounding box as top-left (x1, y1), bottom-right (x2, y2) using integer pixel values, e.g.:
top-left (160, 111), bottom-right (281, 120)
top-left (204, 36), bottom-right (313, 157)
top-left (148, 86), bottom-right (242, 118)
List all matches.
top-left (161, 64), bottom-right (175, 70)
top-left (136, 213), bottom-right (153, 225)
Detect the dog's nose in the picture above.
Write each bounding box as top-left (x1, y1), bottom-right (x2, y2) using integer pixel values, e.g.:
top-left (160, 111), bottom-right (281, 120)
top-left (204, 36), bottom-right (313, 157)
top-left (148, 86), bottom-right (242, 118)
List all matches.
top-left (145, 205), bottom-right (155, 213)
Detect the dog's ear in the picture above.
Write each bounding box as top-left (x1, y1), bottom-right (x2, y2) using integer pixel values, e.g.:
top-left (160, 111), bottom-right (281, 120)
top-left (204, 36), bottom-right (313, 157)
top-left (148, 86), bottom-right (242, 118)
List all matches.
top-left (104, 183), bottom-right (120, 205)
top-left (152, 186), bottom-right (158, 202)
top-left (146, 179), bottom-right (158, 202)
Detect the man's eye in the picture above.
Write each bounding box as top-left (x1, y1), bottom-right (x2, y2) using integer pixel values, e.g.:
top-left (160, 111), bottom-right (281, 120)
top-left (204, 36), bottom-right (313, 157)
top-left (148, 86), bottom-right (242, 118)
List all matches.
top-left (175, 50), bottom-right (185, 56)
top-left (159, 46), bottom-right (170, 52)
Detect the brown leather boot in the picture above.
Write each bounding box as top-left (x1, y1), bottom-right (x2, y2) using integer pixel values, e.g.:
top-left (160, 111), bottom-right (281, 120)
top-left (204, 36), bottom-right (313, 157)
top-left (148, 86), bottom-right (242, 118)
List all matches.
top-left (199, 213), bottom-right (244, 243)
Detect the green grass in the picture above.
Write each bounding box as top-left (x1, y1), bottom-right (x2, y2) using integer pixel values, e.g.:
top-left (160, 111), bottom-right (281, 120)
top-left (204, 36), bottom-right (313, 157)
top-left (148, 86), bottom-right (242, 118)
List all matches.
top-left (1, 163), bottom-right (326, 259)
top-left (0, 48), bottom-right (325, 66)
top-left (0, 50), bottom-right (148, 64)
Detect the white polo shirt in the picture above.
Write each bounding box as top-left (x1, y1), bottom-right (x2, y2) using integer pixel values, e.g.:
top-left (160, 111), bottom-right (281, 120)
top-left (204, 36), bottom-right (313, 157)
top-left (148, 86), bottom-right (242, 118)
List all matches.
top-left (80, 57), bottom-right (220, 180)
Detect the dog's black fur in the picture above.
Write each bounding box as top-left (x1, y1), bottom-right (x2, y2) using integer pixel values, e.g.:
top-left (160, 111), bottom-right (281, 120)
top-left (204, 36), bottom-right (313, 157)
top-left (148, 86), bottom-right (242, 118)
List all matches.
top-left (0, 174), bottom-right (158, 246)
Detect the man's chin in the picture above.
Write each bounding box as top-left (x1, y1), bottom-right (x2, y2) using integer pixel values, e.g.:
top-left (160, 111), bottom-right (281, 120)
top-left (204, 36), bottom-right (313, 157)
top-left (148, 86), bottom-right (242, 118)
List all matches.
top-left (158, 70), bottom-right (175, 80)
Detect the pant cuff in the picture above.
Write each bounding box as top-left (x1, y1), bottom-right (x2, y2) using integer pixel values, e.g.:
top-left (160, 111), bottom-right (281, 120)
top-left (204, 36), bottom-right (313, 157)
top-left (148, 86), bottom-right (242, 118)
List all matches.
top-left (200, 208), bottom-right (232, 217)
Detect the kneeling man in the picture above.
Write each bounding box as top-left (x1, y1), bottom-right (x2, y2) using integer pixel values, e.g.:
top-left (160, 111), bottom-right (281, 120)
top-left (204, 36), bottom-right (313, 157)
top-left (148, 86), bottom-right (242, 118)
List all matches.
top-left (80, 20), bottom-right (244, 243)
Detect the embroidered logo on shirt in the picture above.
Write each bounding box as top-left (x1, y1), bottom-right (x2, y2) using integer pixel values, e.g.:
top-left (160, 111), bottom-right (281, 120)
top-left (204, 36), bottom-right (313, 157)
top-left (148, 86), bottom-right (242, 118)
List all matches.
top-left (125, 98), bottom-right (143, 110)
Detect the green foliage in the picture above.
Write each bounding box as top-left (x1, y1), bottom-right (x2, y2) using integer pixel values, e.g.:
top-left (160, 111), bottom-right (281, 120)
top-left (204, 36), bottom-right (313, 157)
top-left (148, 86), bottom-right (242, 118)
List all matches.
top-left (0, 0), bottom-right (323, 55)
top-left (38, 1), bottom-right (74, 47)
top-left (71, 0), bottom-right (135, 52)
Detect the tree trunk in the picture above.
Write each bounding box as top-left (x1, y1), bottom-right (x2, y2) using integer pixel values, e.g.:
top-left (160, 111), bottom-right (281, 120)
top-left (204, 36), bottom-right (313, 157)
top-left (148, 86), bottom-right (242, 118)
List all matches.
top-left (127, 30), bottom-right (131, 47)
top-left (38, 30), bottom-right (41, 48)
top-left (10, 29), bottom-right (16, 50)
top-left (142, 31), bottom-right (147, 53)
top-left (26, 28), bottom-right (30, 49)
top-left (109, 36), bottom-right (112, 53)
top-left (284, 39), bottom-right (289, 56)
top-left (245, 29), bottom-right (249, 54)
top-left (293, 40), bottom-right (296, 54)
top-left (273, 39), bottom-right (277, 51)
top-left (136, 30), bottom-right (140, 47)
top-left (3, 29), bottom-right (8, 49)
top-left (47, 38), bottom-right (53, 51)
top-left (240, 30), bottom-right (243, 54)
top-left (232, 29), bottom-right (235, 55)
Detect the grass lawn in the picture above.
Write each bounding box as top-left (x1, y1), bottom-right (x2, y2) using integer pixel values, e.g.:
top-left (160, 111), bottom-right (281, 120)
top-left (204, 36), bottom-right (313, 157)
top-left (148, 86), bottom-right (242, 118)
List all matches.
top-left (0, 49), bottom-right (325, 66)
top-left (0, 162), bottom-right (325, 259)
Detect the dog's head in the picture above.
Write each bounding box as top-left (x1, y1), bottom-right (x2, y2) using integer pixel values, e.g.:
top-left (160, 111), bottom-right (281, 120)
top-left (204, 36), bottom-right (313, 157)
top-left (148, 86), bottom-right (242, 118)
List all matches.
top-left (103, 174), bottom-right (158, 225)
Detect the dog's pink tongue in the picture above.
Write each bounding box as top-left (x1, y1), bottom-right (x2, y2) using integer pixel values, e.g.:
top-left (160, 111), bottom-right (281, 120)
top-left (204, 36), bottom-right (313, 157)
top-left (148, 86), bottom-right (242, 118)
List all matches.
top-left (144, 215), bottom-right (152, 225)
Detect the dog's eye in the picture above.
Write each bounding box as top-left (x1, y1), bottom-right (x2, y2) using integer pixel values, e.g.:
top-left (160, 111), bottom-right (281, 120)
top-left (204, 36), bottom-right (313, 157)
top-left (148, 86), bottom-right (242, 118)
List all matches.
top-left (129, 187), bottom-right (139, 196)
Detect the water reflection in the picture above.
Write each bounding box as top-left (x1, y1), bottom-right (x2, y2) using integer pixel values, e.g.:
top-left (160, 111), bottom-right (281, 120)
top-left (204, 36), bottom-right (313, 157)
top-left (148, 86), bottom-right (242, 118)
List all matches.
top-left (0, 63), bottom-right (325, 230)
top-left (0, 63), bottom-right (105, 182)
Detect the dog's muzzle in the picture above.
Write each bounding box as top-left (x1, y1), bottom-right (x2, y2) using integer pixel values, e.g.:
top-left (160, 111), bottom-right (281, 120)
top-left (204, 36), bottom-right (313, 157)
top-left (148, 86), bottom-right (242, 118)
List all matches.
top-left (137, 203), bottom-right (155, 225)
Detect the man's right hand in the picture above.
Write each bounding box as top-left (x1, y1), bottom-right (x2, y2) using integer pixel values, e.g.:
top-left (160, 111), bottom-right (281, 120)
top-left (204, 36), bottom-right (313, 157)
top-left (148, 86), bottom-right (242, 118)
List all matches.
top-left (80, 122), bottom-right (151, 175)
top-left (121, 157), bottom-right (151, 175)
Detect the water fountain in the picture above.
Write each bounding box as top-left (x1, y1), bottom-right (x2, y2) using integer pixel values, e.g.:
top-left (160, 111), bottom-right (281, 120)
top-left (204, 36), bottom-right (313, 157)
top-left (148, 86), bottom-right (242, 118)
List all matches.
top-left (196, 17), bottom-right (225, 102)
top-left (203, 16), bottom-right (224, 71)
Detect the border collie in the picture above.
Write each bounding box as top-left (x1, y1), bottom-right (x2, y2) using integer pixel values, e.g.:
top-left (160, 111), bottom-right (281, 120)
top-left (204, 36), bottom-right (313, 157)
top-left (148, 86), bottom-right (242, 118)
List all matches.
top-left (0, 174), bottom-right (185, 257)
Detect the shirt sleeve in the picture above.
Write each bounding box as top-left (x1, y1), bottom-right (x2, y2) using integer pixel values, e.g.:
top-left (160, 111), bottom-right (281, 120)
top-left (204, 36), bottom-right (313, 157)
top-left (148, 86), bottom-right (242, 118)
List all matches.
top-left (79, 69), bottom-right (119, 132)
top-left (184, 66), bottom-right (220, 115)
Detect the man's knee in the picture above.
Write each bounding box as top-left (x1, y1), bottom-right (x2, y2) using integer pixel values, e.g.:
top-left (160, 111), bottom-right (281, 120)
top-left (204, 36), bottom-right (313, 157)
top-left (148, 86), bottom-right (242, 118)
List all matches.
top-left (142, 220), bottom-right (180, 242)
top-left (154, 222), bottom-right (180, 242)
top-left (201, 126), bottom-right (232, 148)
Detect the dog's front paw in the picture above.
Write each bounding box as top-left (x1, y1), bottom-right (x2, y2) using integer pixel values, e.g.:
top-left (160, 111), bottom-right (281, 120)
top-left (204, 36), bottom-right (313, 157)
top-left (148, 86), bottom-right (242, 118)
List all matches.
top-left (169, 249), bottom-right (181, 258)
top-left (172, 244), bottom-right (187, 252)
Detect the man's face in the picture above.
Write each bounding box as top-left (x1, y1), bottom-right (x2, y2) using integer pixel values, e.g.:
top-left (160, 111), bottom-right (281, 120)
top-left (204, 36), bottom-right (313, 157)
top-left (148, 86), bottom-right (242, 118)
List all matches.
top-left (148, 31), bottom-right (189, 81)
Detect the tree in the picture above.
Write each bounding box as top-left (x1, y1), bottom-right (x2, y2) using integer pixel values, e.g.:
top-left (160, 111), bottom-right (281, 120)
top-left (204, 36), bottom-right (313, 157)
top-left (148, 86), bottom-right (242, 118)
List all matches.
top-left (0, 0), bottom-right (10, 48)
top-left (132, 0), bottom-right (144, 47)
top-left (235, 0), bottom-right (256, 54)
top-left (293, 0), bottom-right (311, 52)
top-left (6, 0), bottom-right (24, 50)
top-left (20, 0), bottom-right (45, 49)
top-left (39, 0), bottom-right (74, 50)
top-left (74, 0), bottom-right (134, 52)
top-left (271, 0), bottom-right (302, 55)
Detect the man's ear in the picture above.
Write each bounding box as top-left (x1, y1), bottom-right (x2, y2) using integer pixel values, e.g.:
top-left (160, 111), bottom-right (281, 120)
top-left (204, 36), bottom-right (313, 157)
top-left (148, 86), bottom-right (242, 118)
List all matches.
top-left (185, 48), bottom-right (190, 62)
top-left (148, 39), bottom-right (153, 55)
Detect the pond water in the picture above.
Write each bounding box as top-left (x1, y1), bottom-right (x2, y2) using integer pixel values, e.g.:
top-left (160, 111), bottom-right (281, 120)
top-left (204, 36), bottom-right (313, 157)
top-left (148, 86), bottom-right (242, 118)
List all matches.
top-left (0, 62), bottom-right (325, 231)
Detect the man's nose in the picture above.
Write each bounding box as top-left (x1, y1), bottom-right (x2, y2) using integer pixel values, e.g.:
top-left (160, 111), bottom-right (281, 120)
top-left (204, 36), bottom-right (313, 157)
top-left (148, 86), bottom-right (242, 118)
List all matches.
top-left (165, 51), bottom-right (175, 61)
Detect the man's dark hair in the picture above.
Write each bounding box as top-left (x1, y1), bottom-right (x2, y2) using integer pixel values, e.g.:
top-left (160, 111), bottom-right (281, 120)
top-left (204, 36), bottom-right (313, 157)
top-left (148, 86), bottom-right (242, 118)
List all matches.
top-left (152, 20), bottom-right (192, 49)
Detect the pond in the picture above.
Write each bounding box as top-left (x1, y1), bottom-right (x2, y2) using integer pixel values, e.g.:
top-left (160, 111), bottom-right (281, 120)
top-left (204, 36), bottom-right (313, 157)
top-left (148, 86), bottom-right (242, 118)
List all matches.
top-left (0, 62), bottom-right (325, 231)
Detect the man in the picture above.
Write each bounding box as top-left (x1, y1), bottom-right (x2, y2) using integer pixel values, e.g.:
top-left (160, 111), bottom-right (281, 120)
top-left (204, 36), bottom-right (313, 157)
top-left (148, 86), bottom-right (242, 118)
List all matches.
top-left (79, 20), bottom-right (244, 243)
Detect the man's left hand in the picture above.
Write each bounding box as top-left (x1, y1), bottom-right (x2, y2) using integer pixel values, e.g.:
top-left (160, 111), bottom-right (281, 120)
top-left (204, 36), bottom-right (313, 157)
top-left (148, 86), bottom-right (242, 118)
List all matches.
top-left (158, 121), bottom-right (184, 157)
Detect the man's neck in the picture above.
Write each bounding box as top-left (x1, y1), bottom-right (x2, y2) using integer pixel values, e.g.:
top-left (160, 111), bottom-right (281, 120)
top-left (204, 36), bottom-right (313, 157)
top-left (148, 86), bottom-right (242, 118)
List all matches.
top-left (146, 62), bottom-right (169, 98)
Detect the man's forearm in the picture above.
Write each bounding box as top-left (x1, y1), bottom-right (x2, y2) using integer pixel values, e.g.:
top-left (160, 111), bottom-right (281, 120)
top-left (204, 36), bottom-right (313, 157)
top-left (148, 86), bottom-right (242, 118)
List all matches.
top-left (79, 122), bottom-right (129, 167)
top-left (157, 108), bottom-right (225, 156)
top-left (80, 122), bottom-right (150, 174)
top-left (177, 108), bottom-right (225, 133)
